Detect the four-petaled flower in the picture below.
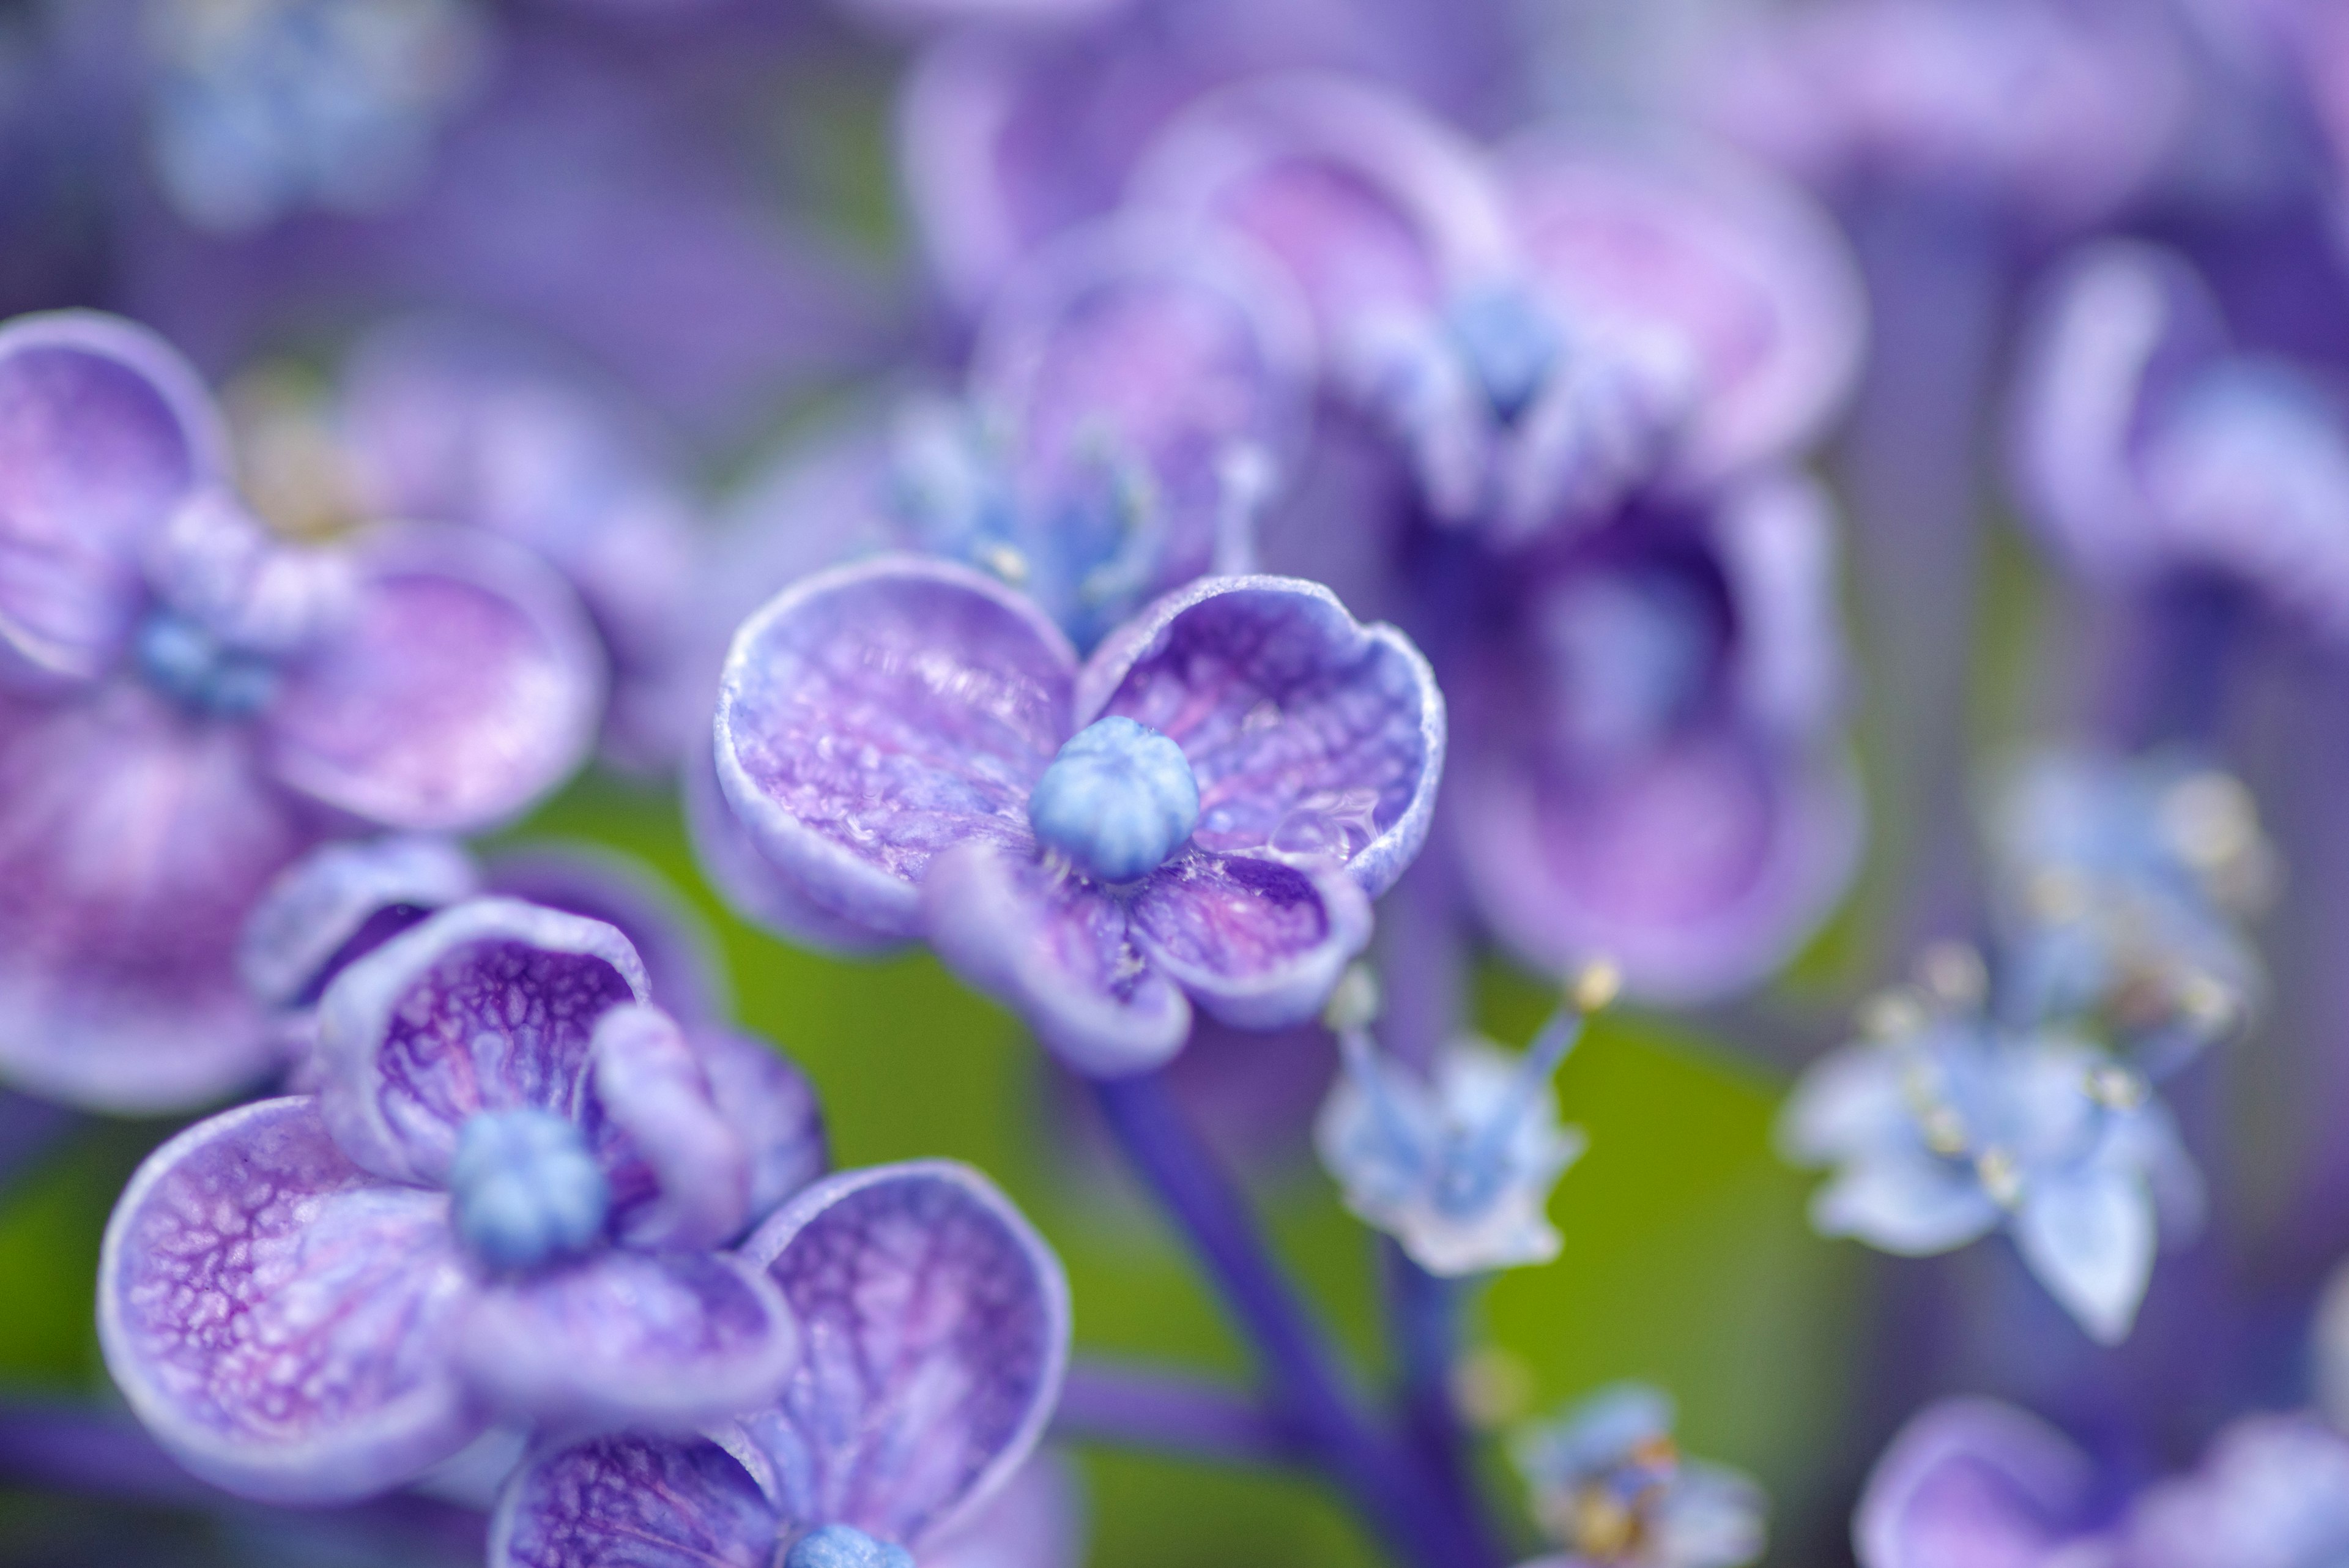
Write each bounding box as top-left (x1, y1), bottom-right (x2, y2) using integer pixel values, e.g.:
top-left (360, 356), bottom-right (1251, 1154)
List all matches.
top-left (706, 554), bottom-right (1444, 1076)
top-left (100, 897), bottom-right (823, 1502)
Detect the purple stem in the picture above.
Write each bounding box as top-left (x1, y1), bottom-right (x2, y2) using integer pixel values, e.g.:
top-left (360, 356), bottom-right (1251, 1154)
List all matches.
top-left (1053, 1359), bottom-right (1303, 1466)
top-left (1379, 1240), bottom-right (1508, 1566)
top-left (1090, 1070), bottom-right (1501, 1568)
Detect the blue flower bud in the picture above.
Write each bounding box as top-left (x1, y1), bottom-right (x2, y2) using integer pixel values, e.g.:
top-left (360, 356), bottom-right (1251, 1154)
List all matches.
top-left (1445, 283), bottom-right (1561, 423)
top-left (448, 1105), bottom-right (609, 1273)
top-left (784, 1525), bottom-right (916, 1568)
top-left (1028, 716), bottom-right (1201, 883)
top-left (134, 609), bottom-right (280, 718)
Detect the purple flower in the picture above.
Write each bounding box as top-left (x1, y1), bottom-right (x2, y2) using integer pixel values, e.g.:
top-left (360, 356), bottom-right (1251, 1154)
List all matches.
top-left (1854, 1398), bottom-right (2105, 1568)
top-left (1448, 475), bottom-right (1863, 1002)
top-left (489, 1159), bottom-right (1071, 1568)
top-left (1129, 73), bottom-right (1865, 535)
top-left (0, 311), bottom-right (601, 1110)
top-left (2117, 1413), bottom-right (2349, 1568)
top-left (717, 214), bottom-right (1310, 653)
top-left (98, 897), bottom-right (824, 1503)
top-left (708, 555), bottom-right (1443, 1074)
top-left (1512, 1383), bottom-right (1766, 1568)
top-left (2011, 240), bottom-right (2349, 645)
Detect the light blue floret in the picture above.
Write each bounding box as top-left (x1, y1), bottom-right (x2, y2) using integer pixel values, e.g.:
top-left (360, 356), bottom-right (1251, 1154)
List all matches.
top-left (784, 1525), bottom-right (916, 1568)
top-left (134, 609), bottom-right (281, 718)
top-left (1445, 283), bottom-right (1562, 423)
top-left (448, 1106), bottom-right (610, 1273)
top-left (1027, 716), bottom-right (1201, 883)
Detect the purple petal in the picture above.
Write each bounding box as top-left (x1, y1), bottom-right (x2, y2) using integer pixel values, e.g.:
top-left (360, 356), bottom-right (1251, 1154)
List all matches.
top-left (492, 1436), bottom-right (777, 1568)
top-left (922, 1451), bottom-right (1087, 1568)
top-left (1129, 73), bottom-right (1513, 340)
top-left (0, 311), bottom-right (225, 685)
top-left (1077, 574), bottom-right (1445, 897)
top-left (0, 685), bottom-right (314, 1110)
top-left (1453, 726), bottom-right (1861, 1002)
top-left (685, 741), bottom-right (904, 956)
top-left (457, 1250), bottom-right (796, 1433)
top-left (584, 1004), bottom-right (750, 1252)
top-left (98, 1098), bottom-right (483, 1503)
top-left (264, 524), bottom-right (604, 833)
top-left (1129, 849), bottom-right (1370, 1030)
top-left (713, 556), bottom-right (1077, 942)
top-left (240, 836), bottom-right (483, 1010)
top-left (1498, 129), bottom-right (1864, 486)
top-left (922, 839), bottom-right (1192, 1077)
top-left (1855, 1399), bottom-right (2101, 1568)
top-left (486, 842), bottom-right (730, 1030)
top-left (691, 1026), bottom-right (829, 1233)
top-left (315, 899), bottom-right (650, 1186)
top-left (725, 1161), bottom-right (1071, 1550)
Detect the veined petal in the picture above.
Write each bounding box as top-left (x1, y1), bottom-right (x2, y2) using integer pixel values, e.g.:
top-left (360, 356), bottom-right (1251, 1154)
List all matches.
top-left (585, 1004), bottom-right (750, 1252)
top-left (265, 524), bottom-right (604, 833)
top-left (714, 556), bottom-right (1077, 941)
top-left (492, 1436), bottom-right (777, 1568)
top-left (684, 741), bottom-right (904, 957)
top-left (725, 1161), bottom-right (1071, 1551)
top-left (1129, 849), bottom-right (1370, 1030)
top-left (458, 1250), bottom-right (796, 1433)
top-left (692, 1025), bottom-right (829, 1234)
top-left (98, 1098), bottom-right (482, 1504)
top-left (486, 842), bottom-right (731, 1031)
top-left (2014, 1165), bottom-right (2156, 1345)
top-left (1078, 574), bottom-right (1444, 897)
top-left (0, 312), bottom-right (226, 685)
top-left (240, 835), bottom-right (483, 1010)
top-left (922, 839), bottom-right (1192, 1077)
top-left (0, 685), bottom-right (313, 1111)
top-left (1855, 1399), bottom-right (2100, 1568)
top-left (315, 899), bottom-right (650, 1187)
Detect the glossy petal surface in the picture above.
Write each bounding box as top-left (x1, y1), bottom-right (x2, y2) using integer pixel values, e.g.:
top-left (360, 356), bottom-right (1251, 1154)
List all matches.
top-left (316, 899), bottom-right (649, 1186)
top-left (240, 835), bottom-right (483, 1009)
top-left (494, 1436), bottom-right (777, 1568)
top-left (1128, 848), bottom-right (1370, 1030)
top-left (98, 1098), bottom-right (480, 1503)
top-left (727, 1162), bottom-right (1071, 1550)
top-left (585, 1003), bottom-right (750, 1251)
top-left (714, 557), bottom-right (1077, 940)
top-left (265, 525), bottom-right (603, 832)
top-left (1080, 575), bottom-right (1444, 897)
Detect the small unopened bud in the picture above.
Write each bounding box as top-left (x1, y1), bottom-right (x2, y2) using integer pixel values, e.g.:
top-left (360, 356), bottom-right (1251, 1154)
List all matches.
top-left (1571, 958), bottom-right (1622, 1014)
top-left (1324, 964), bottom-right (1382, 1033)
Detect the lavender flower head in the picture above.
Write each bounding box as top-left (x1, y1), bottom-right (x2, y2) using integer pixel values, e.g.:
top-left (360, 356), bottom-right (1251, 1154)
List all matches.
top-left (99, 897), bottom-right (825, 1502)
top-left (707, 555), bottom-right (1444, 1075)
top-left (2013, 241), bottom-right (2349, 644)
top-left (1130, 73), bottom-right (1865, 535)
top-left (1315, 962), bottom-right (1601, 1277)
top-left (1512, 1383), bottom-right (1766, 1568)
top-left (491, 1159), bottom-right (1071, 1568)
top-left (0, 311), bottom-right (602, 1110)
top-left (1781, 949), bottom-right (2206, 1344)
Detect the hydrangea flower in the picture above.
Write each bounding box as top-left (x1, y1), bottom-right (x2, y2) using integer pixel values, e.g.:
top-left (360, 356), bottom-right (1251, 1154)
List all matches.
top-left (98, 897), bottom-right (824, 1503)
top-left (490, 1159), bottom-right (1071, 1568)
top-left (1512, 1384), bottom-right (1765, 1568)
top-left (1986, 748), bottom-right (2268, 1067)
top-left (1448, 474), bottom-right (1863, 1001)
top-left (2011, 241), bottom-right (2349, 644)
top-left (707, 554), bottom-right (1443, 1075)
top-left (1781, 968), bottom-right (2205, 1343)
top-left (144, 0), bottom-right (490, 232)
top-left (1130, 73), bottom-right (1865, 535)
top-left (1315, 964), bottom-right (1600, 1276)
top-left (717, 214), bottom-right (1310, 653)
top-left (0, 312), bottom-right (601, 1110)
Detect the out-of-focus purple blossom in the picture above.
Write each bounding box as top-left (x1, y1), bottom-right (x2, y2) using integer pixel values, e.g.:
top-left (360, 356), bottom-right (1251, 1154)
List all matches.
top-left (489, 1159), bottom-right (1072, 1568)
top-left (0, 311), bottom-right (601, 1111)
top-left (719, 214), bottom-right (1310, 653)
top-left (2118, 1414), bottom-right (2349, 1568)
top-left (1853, 1397), bottom-right (2105, 1568)
top-left (894, 0), bottom-right (1518, 311)
top-left (98, 897), bottom-right (825, 1503)
top-left (2012, 240), bottom-right (2349, 644)
top-left (1701, 0), bottom-right (2189, 233)
top-left (1985, 749), bottom-right (2268, 1069)
top-left (1449, 474), bottom-right (1862, 1002)
top-left (1315, 962), bottom-right (1594, 1276)
top-left (141, 0), bottom-right (491, 234)
top-left (708, 555), bottom-right (1442, 1075)
top-left (1510, 1383), bottom-right (1766, 1568)
top-left (1782, 963), bottom-right (2206, 1344)
top-left (1130, 73), bottom-right (1865, 535)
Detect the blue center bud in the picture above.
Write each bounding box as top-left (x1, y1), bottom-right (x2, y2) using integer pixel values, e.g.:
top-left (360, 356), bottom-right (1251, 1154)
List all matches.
top-left (1027, 716), bottom-right (1201, 883)
top-left (784, 1525), bottom-right (916, 1568)
top-left (1446, 284), bottom-right (1561, 424)
top-left (447, 1105), bottom-right (609, 1273)
top-left (135, 609), bottom-right (281, 718)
